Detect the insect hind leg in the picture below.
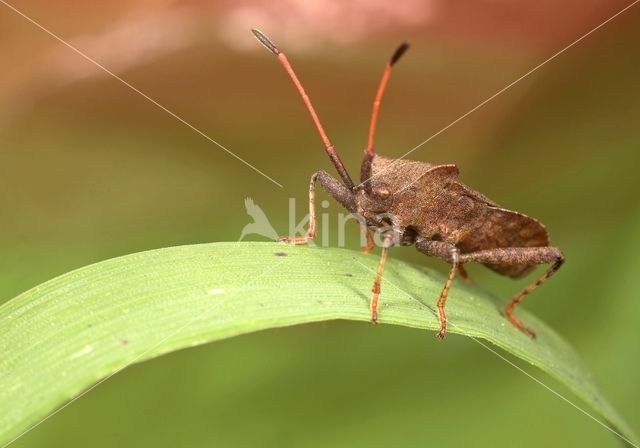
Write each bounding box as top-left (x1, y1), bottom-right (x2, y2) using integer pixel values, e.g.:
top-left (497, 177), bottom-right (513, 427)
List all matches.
top-left (459, 247), bottom-right (565, 338)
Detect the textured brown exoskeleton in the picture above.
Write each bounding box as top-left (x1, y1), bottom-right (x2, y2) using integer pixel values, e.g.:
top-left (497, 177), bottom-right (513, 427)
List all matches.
top-left (252, 29), bottom-right (565, 339)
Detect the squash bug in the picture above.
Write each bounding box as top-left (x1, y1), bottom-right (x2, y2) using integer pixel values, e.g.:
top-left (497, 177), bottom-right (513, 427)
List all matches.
top-left (252, 29), bottom-right (565, 339)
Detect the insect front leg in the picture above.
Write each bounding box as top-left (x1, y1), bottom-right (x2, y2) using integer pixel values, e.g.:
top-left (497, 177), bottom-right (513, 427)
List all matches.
top-left (415, 239), bottom-right (460, 339)
top-left (279, 170), bottom-right (355, 245)
top-left (459, 247), bottom-right (565, 338)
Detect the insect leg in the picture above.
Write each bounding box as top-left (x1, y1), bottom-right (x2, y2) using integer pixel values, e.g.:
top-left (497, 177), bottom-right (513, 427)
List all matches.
top-left (437, 251), bottom-right (459, 339)
top-left (414, 239), bottom-right (460, 338)
top-left (280, 171), bottom-right (355, 245)
top-left (359, 223), bottom-right (376, 254)
top-left (370, 232), bottom-right (394, 323)
top-left (457, 264), bottom-right (472, 284)
top-left (459, 247), bottom-right (565, 338)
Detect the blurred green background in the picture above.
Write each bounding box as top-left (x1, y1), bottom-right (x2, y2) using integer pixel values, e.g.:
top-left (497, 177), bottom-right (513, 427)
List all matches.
top-left (1, 1), bottom-right (639, 446)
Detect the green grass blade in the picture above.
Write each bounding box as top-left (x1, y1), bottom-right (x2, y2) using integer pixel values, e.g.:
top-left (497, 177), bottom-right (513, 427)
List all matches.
top-left (0, 242), bottom-right (636, 446)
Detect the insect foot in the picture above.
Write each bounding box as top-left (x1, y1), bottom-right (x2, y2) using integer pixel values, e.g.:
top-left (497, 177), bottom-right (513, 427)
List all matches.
top-left (505, 310), bottom-right (537, 339)
top-left (278, 235), bottom-right (312, 245)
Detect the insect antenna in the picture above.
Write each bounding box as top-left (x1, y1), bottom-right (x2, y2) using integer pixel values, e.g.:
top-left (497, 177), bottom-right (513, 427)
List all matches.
top-left (251, 29), bottom-right (355, 191)
top-left (360, 42), bottom-right (409, 191)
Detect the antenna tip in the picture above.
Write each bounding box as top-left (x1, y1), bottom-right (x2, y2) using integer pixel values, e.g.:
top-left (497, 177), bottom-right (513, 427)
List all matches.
top-left (251, 29), bottom-right (280, 55)
top-left (390, 42), bottom-right (410, 66)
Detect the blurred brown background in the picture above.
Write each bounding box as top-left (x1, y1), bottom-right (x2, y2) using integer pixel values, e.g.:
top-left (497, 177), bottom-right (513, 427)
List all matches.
top-left (1, 1), bottom-right (639, 446)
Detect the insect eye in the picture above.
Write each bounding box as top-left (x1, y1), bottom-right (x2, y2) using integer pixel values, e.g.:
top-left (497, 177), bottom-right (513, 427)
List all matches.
top-left (374, 187), bottom-right (390, 200)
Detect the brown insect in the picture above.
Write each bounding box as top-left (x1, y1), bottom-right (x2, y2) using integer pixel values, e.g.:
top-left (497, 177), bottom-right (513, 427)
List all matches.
top-left (252, 29), bottom-right (565, 339)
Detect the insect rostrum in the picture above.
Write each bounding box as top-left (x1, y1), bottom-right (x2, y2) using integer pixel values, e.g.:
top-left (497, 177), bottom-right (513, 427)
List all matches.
top-left (252, 29), bottom-right (565, 339)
